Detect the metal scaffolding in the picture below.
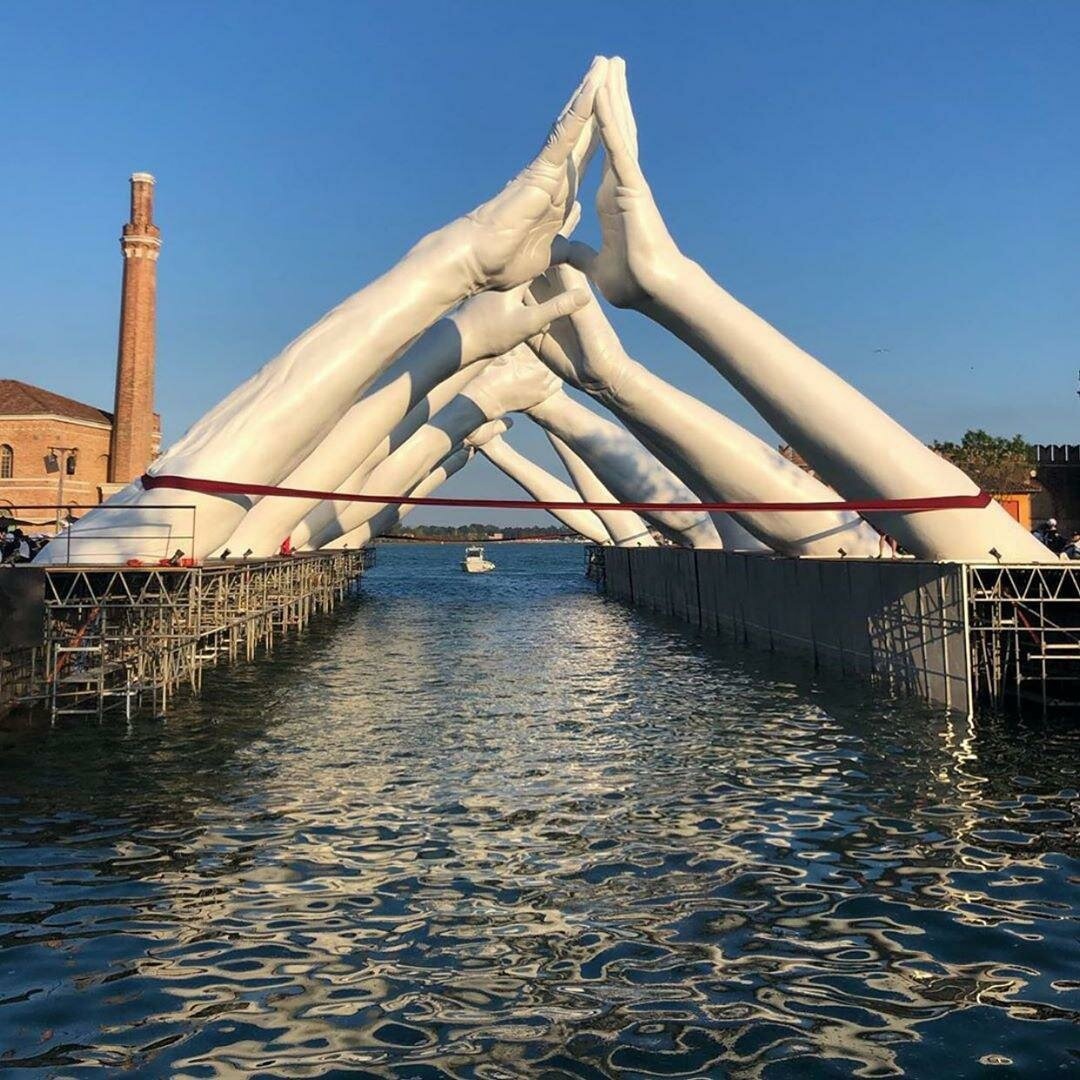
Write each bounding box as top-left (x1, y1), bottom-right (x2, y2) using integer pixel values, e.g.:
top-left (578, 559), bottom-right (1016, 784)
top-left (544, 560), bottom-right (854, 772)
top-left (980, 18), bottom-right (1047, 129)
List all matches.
top-left (1, 549), bottom-right (374, 722)
top-left (966, 562), bottom-right (1080, 714)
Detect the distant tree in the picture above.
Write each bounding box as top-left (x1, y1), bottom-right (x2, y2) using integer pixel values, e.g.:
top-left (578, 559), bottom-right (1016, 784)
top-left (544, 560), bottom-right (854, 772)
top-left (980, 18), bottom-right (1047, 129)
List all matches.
top-left (930, 429), bottom-right (1036, 491)
top-left (376, 521), bottom-right (577, 541)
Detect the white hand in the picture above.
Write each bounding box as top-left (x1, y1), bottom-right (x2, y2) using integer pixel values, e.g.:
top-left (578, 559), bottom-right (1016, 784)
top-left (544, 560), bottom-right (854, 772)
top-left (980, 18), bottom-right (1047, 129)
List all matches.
top-left (452, 281), bottom-right (588, 363)
top-left (463, 345), bottom-right (562, 418)
top-left (556, 57), bottom-right (683, 308)
top-left (528, 264), bottom-right (632, 396)
top-left (450, 57), bottom-right (608, 292)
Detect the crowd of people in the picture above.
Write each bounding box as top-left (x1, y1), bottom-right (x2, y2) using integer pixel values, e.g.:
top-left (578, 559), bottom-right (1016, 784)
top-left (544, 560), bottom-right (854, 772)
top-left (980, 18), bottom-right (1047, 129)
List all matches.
top-left (0, 527), bottom-right (49, 564)
top-left (1033, 518), bottom-right (1080, 559)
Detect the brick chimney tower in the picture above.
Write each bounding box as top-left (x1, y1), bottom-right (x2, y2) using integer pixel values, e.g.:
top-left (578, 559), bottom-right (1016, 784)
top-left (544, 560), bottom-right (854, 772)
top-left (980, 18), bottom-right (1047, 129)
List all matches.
top-left (109, 172), bottom-right (161, 485)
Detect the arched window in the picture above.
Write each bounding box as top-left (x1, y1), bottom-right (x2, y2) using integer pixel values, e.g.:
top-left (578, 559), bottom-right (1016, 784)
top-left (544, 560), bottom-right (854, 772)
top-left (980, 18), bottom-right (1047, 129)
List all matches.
top-left (0, 445), bottom-right (13, 479)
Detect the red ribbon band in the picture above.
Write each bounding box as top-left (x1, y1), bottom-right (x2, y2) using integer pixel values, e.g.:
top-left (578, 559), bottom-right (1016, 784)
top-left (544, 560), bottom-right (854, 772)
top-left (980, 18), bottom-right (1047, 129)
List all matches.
top-left (141, 474), bottom-right (992, 515)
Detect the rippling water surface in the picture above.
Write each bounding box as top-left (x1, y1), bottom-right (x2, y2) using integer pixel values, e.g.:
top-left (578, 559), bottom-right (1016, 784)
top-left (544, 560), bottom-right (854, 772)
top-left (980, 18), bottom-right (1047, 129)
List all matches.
top-left (0, 543), bottom-right (1077, 1077)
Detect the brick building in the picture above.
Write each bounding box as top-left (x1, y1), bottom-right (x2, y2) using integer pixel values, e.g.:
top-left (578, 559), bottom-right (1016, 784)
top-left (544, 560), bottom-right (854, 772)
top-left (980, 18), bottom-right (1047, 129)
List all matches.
top-left (0, 381), bottom-right (160, 529)
top-left (0, 174), bottom-right (161, 531)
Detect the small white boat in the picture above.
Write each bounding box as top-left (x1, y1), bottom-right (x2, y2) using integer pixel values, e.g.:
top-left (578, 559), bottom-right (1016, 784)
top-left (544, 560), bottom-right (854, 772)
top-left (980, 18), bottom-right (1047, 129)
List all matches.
top-left (461, 544), bottom-right (495, 573)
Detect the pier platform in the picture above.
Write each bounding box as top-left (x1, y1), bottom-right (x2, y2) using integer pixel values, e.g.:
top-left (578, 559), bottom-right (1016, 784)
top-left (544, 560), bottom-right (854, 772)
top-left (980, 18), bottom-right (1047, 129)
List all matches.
top-left (592, 546), bottom-right (1080, 716)
top-left (0, 549), bottom-right (374, 722)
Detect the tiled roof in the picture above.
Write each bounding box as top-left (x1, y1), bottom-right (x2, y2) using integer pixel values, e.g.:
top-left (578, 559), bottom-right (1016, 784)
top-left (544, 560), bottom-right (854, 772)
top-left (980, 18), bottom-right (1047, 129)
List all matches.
top-left (0, 380), bottom-right (112, 425)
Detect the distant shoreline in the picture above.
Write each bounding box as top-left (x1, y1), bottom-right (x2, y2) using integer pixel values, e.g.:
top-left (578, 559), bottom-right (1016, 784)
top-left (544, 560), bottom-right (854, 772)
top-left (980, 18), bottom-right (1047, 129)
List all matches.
top-left (374, 537), bottom-right (586, 545)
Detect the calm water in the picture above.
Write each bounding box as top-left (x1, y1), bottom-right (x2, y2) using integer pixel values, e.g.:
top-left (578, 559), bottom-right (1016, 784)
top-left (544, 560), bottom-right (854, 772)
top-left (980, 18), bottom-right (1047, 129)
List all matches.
top-left (0, 543), bottom-right (1076, 1078)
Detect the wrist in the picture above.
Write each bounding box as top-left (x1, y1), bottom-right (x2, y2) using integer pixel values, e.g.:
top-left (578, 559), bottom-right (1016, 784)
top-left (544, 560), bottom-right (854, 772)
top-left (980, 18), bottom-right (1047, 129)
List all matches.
top-left (403, 220), bottom-right (483, 309)
top-left (596, 355), bottom-right (645, 414)
top-left (638, 252), bottom-right (700, 315)
top-left (460, 383), bottom-right (505, 423)
top-left (522, 389), bottom-right (563, 427)
top-left (446, 300), bottom-right (489, 365)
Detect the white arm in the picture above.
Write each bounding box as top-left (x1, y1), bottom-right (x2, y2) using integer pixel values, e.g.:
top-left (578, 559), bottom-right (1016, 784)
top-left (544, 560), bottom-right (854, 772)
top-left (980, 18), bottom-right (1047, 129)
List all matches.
top-left (222, 284), bottom-right (586, 556)
top-left (563, 58), bottom-right (1050, 563)
top-left (301, 347), bottom-right (560, 550)
top-left (476, 434), bottom-right (612, 544)
top-left (525, 389), bottom-right (724, 549)
top-left (322, 446), bottom-right (477, 550)
top-left (289, 361), bottom-right (490, 551)
top-left (545, 433), bottom-right (655, 547)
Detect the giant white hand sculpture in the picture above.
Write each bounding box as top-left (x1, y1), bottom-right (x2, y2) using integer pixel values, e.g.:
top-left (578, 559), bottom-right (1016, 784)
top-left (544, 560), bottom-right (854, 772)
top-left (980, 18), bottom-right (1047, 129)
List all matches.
top-left (221, 284), bottom-right (587, 557)
top-left (300, 347), bottom-right (562, 550)
top-left (473, 433), bottom-right (612, 545)
top-left (37, 58), bottom-right (607, 565)
top-left (530, 266), bottom-right (881, 557)
top-left (523, 386), bottom-right (728, 550)
top-left (562, 58), bottom-right (1051, 563)
top-left (322, 445), bottom-right (478, 551)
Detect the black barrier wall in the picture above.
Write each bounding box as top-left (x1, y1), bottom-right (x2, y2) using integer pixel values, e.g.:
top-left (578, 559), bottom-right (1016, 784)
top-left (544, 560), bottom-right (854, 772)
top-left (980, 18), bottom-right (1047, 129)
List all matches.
top-left (0, 568), bottom-right (46, 650)
top-left (601, 548), bottom-right (971, 713)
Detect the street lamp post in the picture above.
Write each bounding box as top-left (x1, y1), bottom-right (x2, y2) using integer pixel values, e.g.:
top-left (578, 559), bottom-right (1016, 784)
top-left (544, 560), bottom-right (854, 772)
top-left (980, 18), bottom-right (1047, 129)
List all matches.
top-left (47, 446), bottom-right (78, 532)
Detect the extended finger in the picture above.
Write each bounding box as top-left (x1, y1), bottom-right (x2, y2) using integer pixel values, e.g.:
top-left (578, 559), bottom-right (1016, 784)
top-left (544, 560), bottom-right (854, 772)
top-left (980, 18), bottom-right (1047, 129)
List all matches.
top-left (570, 115), bottom-right (601, 183)
top-left (538, 56), bottom-right (608, 168)
top-left (611, 57), bottom-right (639, 159)
top-left (595, 81), bottom-right (645, 188)
top-left (550, 237), bottom-right (599, 278)
top-left (552, 262), bottom-right (590, 293)
top-left (466, 417), bottom-right (512, 448)
top-left (515, 287), bottom-right (589, 339)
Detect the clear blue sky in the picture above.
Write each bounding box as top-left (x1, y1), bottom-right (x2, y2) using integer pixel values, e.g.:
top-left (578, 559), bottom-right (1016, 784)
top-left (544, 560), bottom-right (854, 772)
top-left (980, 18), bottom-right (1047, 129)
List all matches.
top-left (2, 1), bottom-right (1077, 524)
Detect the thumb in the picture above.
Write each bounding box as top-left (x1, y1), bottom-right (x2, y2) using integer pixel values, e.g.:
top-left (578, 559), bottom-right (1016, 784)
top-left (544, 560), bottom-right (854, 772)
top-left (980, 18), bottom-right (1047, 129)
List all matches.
top-left (467, 417), bottom-right (512, 447)
top-left (514, 287), bottom-right (589, 339)
top-left (551, 237), bottom-right (599, 277)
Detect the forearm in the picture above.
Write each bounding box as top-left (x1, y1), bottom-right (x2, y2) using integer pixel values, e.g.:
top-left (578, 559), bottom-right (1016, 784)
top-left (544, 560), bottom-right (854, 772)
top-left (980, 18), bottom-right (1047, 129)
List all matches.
top-left (574, 352), bottom-right (878, 555)
top-left (478, 437), bottom-right (612, 545)
top-left (643, 257), bottom-right (973, 499)
top-left (606, 356), bottom-right (808, 501)
top-left (387, 397), bottom-right (487, 494)
top-left (633, 259), bottom-right (1054, 560)
top-left (223, 357), bottom-right (488, 556)
top-left (528, 393), bottom-right (718, 548)
top-left (529, 390), bottom-right (700, 509)
top-left (321, 447), bottom-right (475, 551)
top-left (544, 432), bottom-right (655, 547)
top-left (305, 397), bottom-right (485, 549)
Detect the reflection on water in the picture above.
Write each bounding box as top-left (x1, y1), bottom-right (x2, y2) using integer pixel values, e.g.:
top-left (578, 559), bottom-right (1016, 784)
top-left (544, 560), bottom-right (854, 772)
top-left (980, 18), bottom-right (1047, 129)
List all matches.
top-left (0, 543), bottom-right (1076, 1077)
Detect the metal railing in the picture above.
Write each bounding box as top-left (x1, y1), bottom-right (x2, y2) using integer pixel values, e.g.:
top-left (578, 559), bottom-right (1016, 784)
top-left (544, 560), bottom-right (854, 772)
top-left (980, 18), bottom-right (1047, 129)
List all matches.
top-left (0, 501), bottom-right (197, 565)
